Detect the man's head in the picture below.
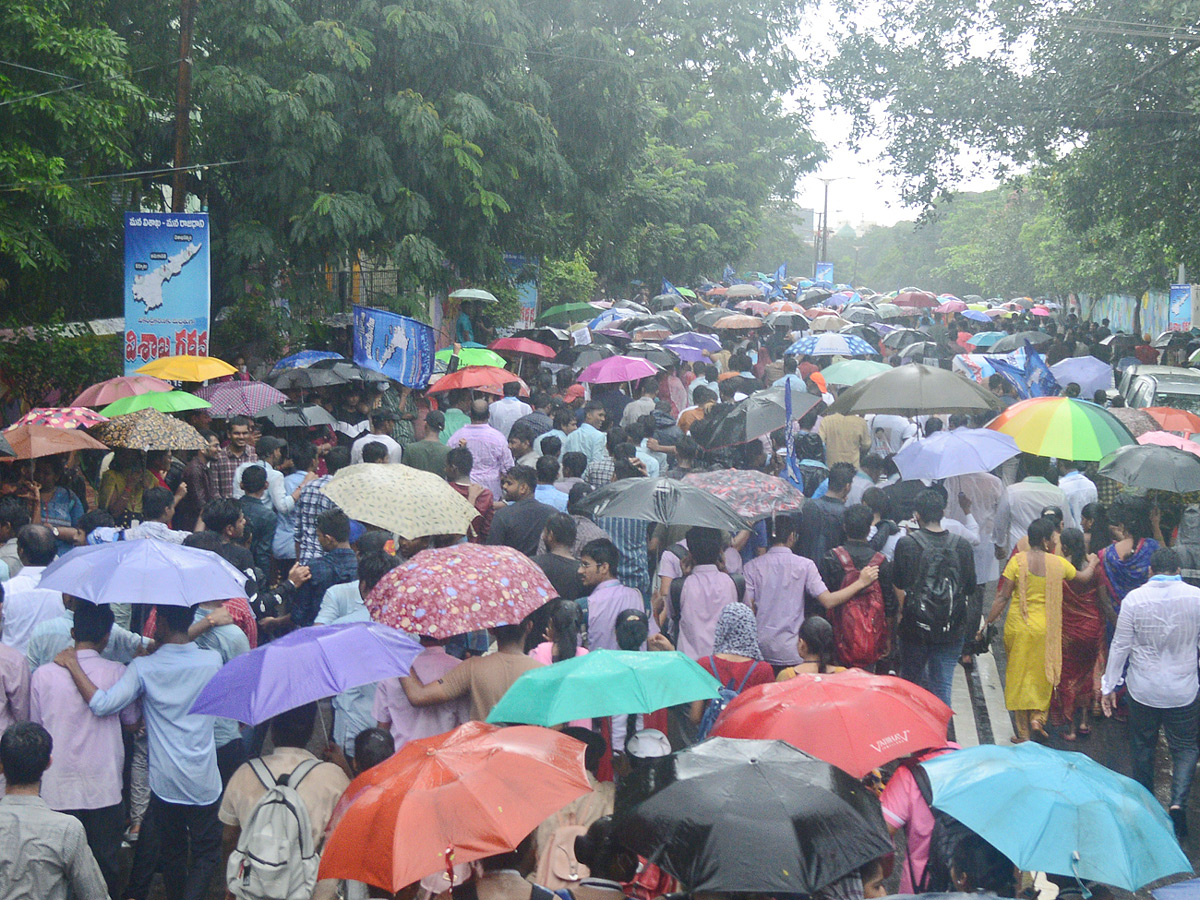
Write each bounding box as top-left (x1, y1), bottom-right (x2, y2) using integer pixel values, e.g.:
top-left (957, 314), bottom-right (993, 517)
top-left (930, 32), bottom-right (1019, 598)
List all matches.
top-left (142, 486), bottom-right (176, 523)
top-left (1151, 546), bottom-right (1182, 576)
top-left (913, 488), bottom-right (946, 527)
top-left (561, 452), bottom-right (587, 480)
top-left (361, 441), bottom-right (390, 464)
top-left (501, 465), bottom-right (537, 502)
top-left (501, 381), bottom-right (522, 399)
top-left (469, 399), bottom-right (491, 423)
top-left (240, 465), bottom-right (268, 497)
top-left (553, 407), bottom-right (577, 434)
top-left (16, 525), bottom-right (56, 567)
top-left (826, 462), bottom-right (857, 499)
top-left (155, 603), bottom-right (197, 641)
top-left (227, 415), bottom-right (253, 452)
top-left (987, 374), bottom-right (1008, 397)
top-left (257, 436), bottom-right (288, 468)
top-left (579, 538), bottom-right (619, 587)
top-left (270, 702), bottom-right (318, 749)
top-left (74, 510), bottom-right (115, 545)
top-left (508, 427), bottom-right (534, 460)
top-left (317, 508), bottom-right (351, 549)
top-left (693, 386), bottom-right (717, 412)
top-left (543, 512), bottom-right (577, 551)
top-left (540, 435), bottom-right (562, 459)
top-left (947, 414), bottom-right (969, 430)
top-left (71, 600), bottom-right (115, 651)
top-left (531, 391), bottom-right (552, 412)
top-left (0, 722), bottom-right (52, 788)
top-left (352, 727), bottom-right (395, 774)
top-left (202, 498), bottom-right (244, 541)
top-left (369, 409), bottom-right (398, 434)
top-left (290, 442), bottom-right (317, 474)
top-left (535, 454), bottom-right (559, 486)
top-left (583, 402), bottom-right (607, 429)
top-left (1021, 453), bottom-right (1049, 479)
top-left (325, 446), bottom-right (351, 477)
top-left (770, 514), bottom-right (799, 548)
top-left (446, 446), bottom-right (473, 481)
top-left (491, 616), bottom-right (533, 649)
top-left (843, 503), bottom-right (874, 542)
top-left (860, 454), bottom-right (886, 480)
top-left (0, 498), bottom-right (31, 543)
top-left (198, 429), bottom-right (221, 460)
top-left (605, 426), bottom-right (629, 457)
top-left (358, 550), bottom-right (401, 599)
top-left (425, 410), bottom-right (445, 435)
top-left (783, 356), bottom-right (797, 374)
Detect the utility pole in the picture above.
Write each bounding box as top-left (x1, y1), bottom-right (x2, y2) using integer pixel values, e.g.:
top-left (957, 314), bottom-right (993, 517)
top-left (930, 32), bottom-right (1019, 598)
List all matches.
top-left (820, 179), bottom-right (831, 262)
top-left (170, 0), bottom-right (198, 212)
top-left (812, 212), bottom-right (822, 278)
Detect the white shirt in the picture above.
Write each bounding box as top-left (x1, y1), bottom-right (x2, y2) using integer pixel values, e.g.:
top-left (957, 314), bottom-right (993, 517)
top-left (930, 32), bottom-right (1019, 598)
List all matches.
top-left (488, 397), bottom-right (533, 438)
top-left (946, 472), bottom-right (1004, 584)
top-left (231, 459), bottom-right (297, 515)
top-left (0, 567), bottom-right (65, 653)
top-left (1058, 470), bottom-right (1098, 531)
top-left (350, 432), bottom-right (404, 465)
top-left (992, 478), bottom-right (1067, 554)
top-left (1102, 577), bottom-right (1200, 708)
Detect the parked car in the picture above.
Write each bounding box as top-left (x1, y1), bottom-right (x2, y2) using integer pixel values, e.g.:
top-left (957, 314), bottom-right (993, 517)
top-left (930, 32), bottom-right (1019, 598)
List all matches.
top-left (1122, 365), bottom-right (1200, 413)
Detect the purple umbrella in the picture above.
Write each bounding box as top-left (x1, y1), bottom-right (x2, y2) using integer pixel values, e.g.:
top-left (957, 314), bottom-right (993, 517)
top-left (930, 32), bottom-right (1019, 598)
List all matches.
top-left (194, 380), bottom-right (288, 417)
top-left (39, 541), bottom-right (247, 608)
top-left (190, 622), bottom-right (422, 724)
top-left (962, 309), bottom-right (991, 323)
top-left (869, 323), bottom-right (899, 335)
top-left (578, 355), bottom-right (662, 384)
top-left (663, 342), bottom-right (707, 362)
top-left (667, 332), bottom-right (722, 352)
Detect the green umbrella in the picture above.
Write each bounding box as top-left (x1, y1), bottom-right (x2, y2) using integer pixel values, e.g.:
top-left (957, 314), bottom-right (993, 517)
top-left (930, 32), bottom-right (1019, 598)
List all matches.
top-left (435, 347), bottom-right (506, 368)
top-left (821, 359), bottom-right (891, 386)
top-left (486, 649), bottom-right (720, 727)
top-left (538, 302), bottom-right (596, 324)
top-left (99, 391), bottom-right (210, 417)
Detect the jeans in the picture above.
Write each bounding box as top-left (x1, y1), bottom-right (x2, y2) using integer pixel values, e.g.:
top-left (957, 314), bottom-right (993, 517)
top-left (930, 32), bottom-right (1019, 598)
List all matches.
top-left (127, 793), bottom-right (222, 900)
top-left (64, 803), bottom-right (124, 898)
top-left (1126, 694), bottom-right (1200, 809)
top-left (899, 637), bottom-right (962, 709)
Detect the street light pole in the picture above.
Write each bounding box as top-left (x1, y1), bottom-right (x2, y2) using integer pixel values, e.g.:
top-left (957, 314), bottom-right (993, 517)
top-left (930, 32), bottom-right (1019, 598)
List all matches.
top-left (820, 179), bottom-right (831, 263)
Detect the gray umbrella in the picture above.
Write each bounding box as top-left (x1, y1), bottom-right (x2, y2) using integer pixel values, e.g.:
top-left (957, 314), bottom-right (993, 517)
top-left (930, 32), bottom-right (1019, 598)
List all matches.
top-left (310, 359), bottom-right (390, 384)
top-left (699, 384), bottom-right (822, 449)
top-left (693, 308), bottom-right (740, 328)
top-left (989, 331), bottom-right (1053, 353)
top-left (0, 432), bottom-right (13, 457)
top-left (574, 477), bottom-right (748, 531)
top-left (556, 344), bottom-right (615, 369)
top-left (881, 328), bottom-right (929, 350)
top-left (270, 366), bottom-right (350, 390)
top-left (256, 403), bottom-right (339, 428)
top-left (624, 342), bottom-right (682, 367)
top-left (827, 364), bottom-right (1001, 417)
top-left (1099, 444), bottom-right (1200, 493)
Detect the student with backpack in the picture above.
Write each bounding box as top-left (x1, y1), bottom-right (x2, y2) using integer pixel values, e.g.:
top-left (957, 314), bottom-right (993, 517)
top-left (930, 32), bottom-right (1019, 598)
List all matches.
top-left (220, 702), bottom-right (351, 900)
top-left (879, 744), bottom-right (960, 893)
top-left (819, 504), bottom-right (897, 671)
top-left (688, 604), bottom-right (774, 738)
top-left (893, 489), bottom-right (978, 708)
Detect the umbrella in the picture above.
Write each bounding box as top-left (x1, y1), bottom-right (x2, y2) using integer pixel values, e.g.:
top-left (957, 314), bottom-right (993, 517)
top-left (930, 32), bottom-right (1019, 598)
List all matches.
top-left (809, 315), bottom-right (851, 333)
top-left (89, 408), bottom-right (207, 451)
top-left (489, 337), bottom-right (556, 359)
top-left (802, 287), bottom-right (834, 306)
top-left (573, 477), bottom-right (747, 532)
top-left (881, 328), bottom-right (929, 350)
top-left (621, 738), bottom-right (893, 895)
top-left (785, 333), bottom-right (877, 357)
top-left (98, 390), bottom-right (211, 417)
top-left (821, 359), bottom-right (891, 386)
top-left (1139, 431), bottom-right (1200, 455)
top-left (486, 650), bottom-right (720, 726)
top-left (270, 350), bottom-right (344, 371)
top-left (577, 355), bottom-right (661, 384)
top-left (72, 375), bottom-right (173, 407)
top-left (321, 463), bottom-right (479, 538)
top-left (434, 347), bottom-right (507, 369)
top-left (842, 306), bottom-right (880, 324)
top-left (1098, 444), bottom-right (1200, 493)
top-left (309, 359), bottom-right (391, 385)
top-left (269, 366), bottom-right (351, 390)
top-left (712, 314), bottom-right (764, 330)
top-left (190, 622), bottom-right (422, 724)
top-left (1049, 356), bottom-right (1114, 398)
top-left (0, 434), bottom-right (11, 457)
top-left (895, 290), bottom-right (939, 308)
top-left (697, 384), bottom-right (821, 449)
top-left (255, 402), bottom-right (339, 428)
top-left (366, 544), bottom-right (556, 638)
top-left (989, 331), bottom-right (1052, 353)
top-left (1, 424), bottom-right (108, 459)
top-left (136, 354), bottom-right (237, 381)
top-left (1145, 406), bottom-right (1200, 433)
top-left (427, 365), bottom-right (520, 394)
top-left (922, 742), bottom-right (1190, 890)
top-left (449, 288), bottom-right (499, 303)
top-left (556, 345), bottom-right (616, 369)
top-left (828, 364), bottom-right (1000, 417)
top-left (710, 670), bottom-right (952, 778)
top-left (965, 331), bottom-right (1006, 348)
top-left (893, 428), bottom-right (1020, 480)
top-left (935, 300), bottom-right (967, 313)
top-left (538, 302), bottom-right (597, 323)
top-left (734, 300), bottom-right (772, 315)
top-left (39, 541), bottom-right (247, 607)
top-left (193, 381), bottom-right (289, 418)
top-left (682, 468), bottom-right (805, 518)
top-left (1030, 305), bottom-right (1051, 317)
top-left (622, 343), bottom-right (681, 367)
top-left (1153, 329), bottom-right (1191, 349)
top-left (693, 308), bottom-right (740, 328)
top-left (660, 342), bottom-right (707, 363)
top-left (962, 309), bottom-right (991, 323)
top-left (5, 408), bottom-right (109, 430)
top-left (726, 284), bottom-right (765, 298)
top-left (513, 326), bottom-right (570, 346)
top-left (987, 398), bottom-right (1137, 461)
top-left (319, 722), bottom-right (591, 892)
top-left (663, 331), bottom-right (721, 353)
top-left (765, 311), bottom-right (810, 329)
top-left (897, 340), bottom-right (955, 360)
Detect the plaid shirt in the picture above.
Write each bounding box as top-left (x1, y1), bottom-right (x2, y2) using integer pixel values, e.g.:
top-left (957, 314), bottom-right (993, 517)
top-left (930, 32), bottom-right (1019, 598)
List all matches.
top-left (295, 475), bottom-right (335, 563)
top-left (584, 454), bottom-right (616, 489)
top-left (212, 445), bottom-right (256, 499)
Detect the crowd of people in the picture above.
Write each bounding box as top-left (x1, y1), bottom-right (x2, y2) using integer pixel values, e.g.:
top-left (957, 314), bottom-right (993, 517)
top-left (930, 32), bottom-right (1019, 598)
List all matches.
top-left (0, 292), bottom-right (1196, 900)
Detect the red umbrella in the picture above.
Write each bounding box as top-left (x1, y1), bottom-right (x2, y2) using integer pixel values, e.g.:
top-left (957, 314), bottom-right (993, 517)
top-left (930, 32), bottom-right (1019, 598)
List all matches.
top-left (710, 669), bottom-right (952, 777)
top-left (894, 290), bottom-right (939, 308)
top-left (366, 544), bottom-right (556, 637)
top-left (319, 722), bottom-right (591, 892)
top-left (1144, 407), bottom-right (1200, 434)
top-left (489, 337), bottom-right (556, 359)
top-left (427, 365), bottom-right (521, 395)
top-left (5, 408), bottom-right (109, 430)
top-left (72, 375), bottom-right (173, 407)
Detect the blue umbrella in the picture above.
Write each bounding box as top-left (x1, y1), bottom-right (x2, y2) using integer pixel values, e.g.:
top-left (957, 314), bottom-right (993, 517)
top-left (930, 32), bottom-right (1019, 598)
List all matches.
top-left (962, 309), bottom-right (991, 323)
top-left (892, 428), bottom-right (1020, 480)
top-left (589, 308), bottom-right (637, 331)
top-left (271, 350), bottom-right (344, 371)
top-left (1050, 356), bottom-right (1114, 398)
top-left (667, 331), bottom-right (722, 352)
top-left (39, 541), bottom-right (247, 608)
top-left (190, 622), bottom-right (422, 725)
top-left (1153, 879), bottom-right (1200, 900)
top-left (922, 742), bottom-right (1191, 890)
top-left (967, 331), bottom-right (1006, 348)
top-left (785, 333), bottom-right (877, 357)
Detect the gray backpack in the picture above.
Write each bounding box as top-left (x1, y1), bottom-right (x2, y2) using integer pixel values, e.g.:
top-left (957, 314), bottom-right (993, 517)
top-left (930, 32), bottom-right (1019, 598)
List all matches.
top-left (227, 757), bottom-right (322, 900)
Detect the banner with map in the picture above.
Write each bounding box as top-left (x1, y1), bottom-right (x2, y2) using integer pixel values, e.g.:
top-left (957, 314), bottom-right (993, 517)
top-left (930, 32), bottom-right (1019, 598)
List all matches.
top-left (352, 305), bottom-right (435, 388)
top-left (123, 212), bottom-right (211, 373)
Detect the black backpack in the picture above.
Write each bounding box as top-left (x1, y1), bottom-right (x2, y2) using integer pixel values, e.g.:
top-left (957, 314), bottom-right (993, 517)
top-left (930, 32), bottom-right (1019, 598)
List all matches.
top-left (794, 430), bottom-right (825, 463)
top-left (905, 530), bottom-right (967, 640)
top-left (905, 758), bottom-right (971, 893)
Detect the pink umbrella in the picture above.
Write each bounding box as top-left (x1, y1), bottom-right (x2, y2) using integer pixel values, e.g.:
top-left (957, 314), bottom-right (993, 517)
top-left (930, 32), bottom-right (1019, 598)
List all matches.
top-left (577, 355), bottom-right (661, 384)
top-left (6, 408), bottom-right (109, 430)
top-left (194, 380), bottom-right (288, 417)
top-left (1138, 431), bottom-right (1200, 456)
top-left (489, 337), bottom-right (556, 359)
top-left (72, 375), bottom-right (173, 407)
top-left (935, 300), bottom-right (967, 313)
top-left (735, 300), bottom-right (772, 315)
top-left (894, 290), bottom-right (939, 308)
top-left (1030, 306), bottom-right (1051, 317)
top-left (770, 301), bottom-right (805, 313)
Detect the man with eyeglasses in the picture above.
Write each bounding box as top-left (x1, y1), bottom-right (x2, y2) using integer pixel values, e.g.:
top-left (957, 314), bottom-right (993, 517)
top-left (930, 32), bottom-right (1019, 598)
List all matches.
top-left (579, 539), bottom-right (649, 651)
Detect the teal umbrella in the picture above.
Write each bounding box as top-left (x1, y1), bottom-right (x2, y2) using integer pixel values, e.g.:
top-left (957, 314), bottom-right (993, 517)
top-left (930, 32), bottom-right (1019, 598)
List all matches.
top-left (922, 742), bottom-right (1191, 890)
top-left (486, 650), bottom-right (720, 726)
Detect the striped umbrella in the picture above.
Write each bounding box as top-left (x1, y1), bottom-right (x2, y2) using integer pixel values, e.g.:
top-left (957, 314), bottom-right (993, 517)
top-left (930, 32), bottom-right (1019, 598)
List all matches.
top-left (987, 397), bottom-right (1137, 461)
top-left (194, 381), bottom-right (287, 417)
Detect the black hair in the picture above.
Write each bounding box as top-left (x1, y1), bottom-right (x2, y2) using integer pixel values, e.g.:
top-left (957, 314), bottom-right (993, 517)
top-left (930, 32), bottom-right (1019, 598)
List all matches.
top-left (239, 465), bottom-right (268, 494)
top-left (1081, 501), bottom-right (1109, 554)
top-left (325, 446), bottom-right (351, 476)
top-left (354, 530), bottom-right (392, 555)
top-left (614, 608), bottom-right (649, 651)
top-left (561, 451), bottom-right (587, 478)
top-left (567, 481), bottom-right (594, 512)
top-left (692, 386), bottom-right (717, 405)
top-left (950, 831), bottom-right (1017, 896)
top-left (923, 418), bottom-right (944, 437)
top-left (493, 620), bottom-right (530, 646)
top-left (183, 530), bottom-right (223, 552)
top-left (1152, 546), bottom-right (1182, 574)
top-left (1109, 494), bottom-right (1151, 540)
top-left (686, 526), bottom-right (723, 565)
top-left (141, 486), bottom-right (175, 521)
top-left (257, 436), bottom-right (288, 460)
top-left (0, 722), bottom-right (52, 786)
top-left (798, 616), bottom-right (836, 672)
top-left (271, 701), bottom-right (317, 749)
top-left (560, 726), bottom-right (606, 775)
top-left (77, 509), bottom-right (116, 536)
top-left (913, 488), bottom-right (946, 524)
top-left (861, 486), bottom-right (891, 519)
top-left (828, 461), bottom-right (856, 493)
top-left (157, 603), bottom-right (197, 636)
top-left (201, 497), bottom-right (243, 536)
top-left (361, 441), bottom-right (389, 464)
top-left (1060, 527), bottom-right (1088, 569)
top-left (317, 507), bottom-right (351, 543)
top-left (0, 497), bottom-right (31, 532)
top-left (575, 817), bottom-right (638, 882)
top-left (502, 381), bottom-right (522, 398)
top-left (228, 415), bottom-right (253, 431)
top-left (504, 464), bottom-right (537, 491)
top-left (1021, 453), bottom-right (1050, 478)
top-left (548, 599), bottom-right (583, 662)
top-left (358, 550), bottom-right (401, 595)
top-left (675, 436), bottom-right (700, 461)
top-left (540, 435), bottom-right (562, 459)
top-left (535, 455), bottom-right (560, 484)
top-left (581, 538), bottom-right (619, 573)
top-left (72, 600), bottom-right (115, 645)
top-left (17, 525), bottom-right (56, 566)
top-left (425, 410), bottom-right (445, 432)
top-left (771, 514), bottom-right (798, 545)
top-left (553, 408), bottom-right (575, 429)
top-left (289, 441), bottom-right (317, 472)
top-left (446, 446), bottom-right (474, 476)
top-left (353, 727), bottom-right (395, 772)
top-left (605, 426), bottom-right (629, 455)
top-left (843, 504), bottom-right (874, 541)
top-left (1027, 516), bottom-right (1056, 549)
top-left (545, 512), bottom-right (576, 548)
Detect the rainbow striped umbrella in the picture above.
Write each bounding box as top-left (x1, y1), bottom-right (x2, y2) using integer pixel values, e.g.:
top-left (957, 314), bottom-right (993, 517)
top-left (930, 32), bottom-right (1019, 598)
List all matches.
top-left (987, 397), bottom-right (1136, 461)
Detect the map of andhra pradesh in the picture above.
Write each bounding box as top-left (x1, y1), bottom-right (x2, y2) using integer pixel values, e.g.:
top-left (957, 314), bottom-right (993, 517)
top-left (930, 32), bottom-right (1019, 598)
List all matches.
top-left (132, 242), bottom-right (202, 311)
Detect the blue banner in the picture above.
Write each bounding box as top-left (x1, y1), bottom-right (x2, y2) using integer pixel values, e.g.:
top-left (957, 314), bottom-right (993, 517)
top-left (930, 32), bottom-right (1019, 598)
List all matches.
top-left (723, 264), bottom-right (736, 283)
top-left (1169, 284), bottom-right (1193, 331)
top-left (662, 279), bottom-right (680, 297)
top-left (815, 261), bottom-right (834, 283)
top-left (353, 305), bottom-right (436, 388)
top-left (123, 212), bottom-right (211, 373)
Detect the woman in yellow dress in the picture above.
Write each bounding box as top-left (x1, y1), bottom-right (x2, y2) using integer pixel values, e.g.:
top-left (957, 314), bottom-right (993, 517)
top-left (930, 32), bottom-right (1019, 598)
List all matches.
top-left (981, 516), bottom-right (1094, 742)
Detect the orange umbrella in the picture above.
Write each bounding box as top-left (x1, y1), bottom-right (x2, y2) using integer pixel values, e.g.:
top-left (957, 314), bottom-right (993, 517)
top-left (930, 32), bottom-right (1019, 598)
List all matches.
top-left (2, 424), bottom-right (108, 460)
top-left (1144, 407), bottom-right (1200, 434)
top-left (427, 365), bottom-right (520, 394)
top-left (318, 722), bottom-right (591, 892)
top-left (712, 314), bottom-right (763, 330)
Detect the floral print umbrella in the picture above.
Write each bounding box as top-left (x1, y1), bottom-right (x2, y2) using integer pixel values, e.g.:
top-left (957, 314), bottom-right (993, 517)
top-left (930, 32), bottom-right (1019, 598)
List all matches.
top-left (683, 469), bottom-right (806, 520)
top-left (366, 544), bottom-right (556, 638)
top-left (6, 408), bottom-right (109, 430)
top-left (320, 463), bottom-right (480, 539)
top-left (89, 407), bottom-right (207, 451)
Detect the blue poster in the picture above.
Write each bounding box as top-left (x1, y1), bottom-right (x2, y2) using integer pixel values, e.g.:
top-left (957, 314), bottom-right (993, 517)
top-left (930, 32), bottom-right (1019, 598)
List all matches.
top-left (504, 253), bottom-right (539, 329)
top-left (1169, 284), bottom-right (1192, 331)
top-left (353, 305), bottom-right (435, 388)
top-left (815, 261), bottom-right (834, 283)
top-left (123, 211), bottom-right (211, 373)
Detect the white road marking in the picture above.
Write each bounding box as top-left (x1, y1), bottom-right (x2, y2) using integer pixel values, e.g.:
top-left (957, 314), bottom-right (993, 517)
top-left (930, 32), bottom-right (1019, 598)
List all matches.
top-left (951, 663), bottom-right (979, 747)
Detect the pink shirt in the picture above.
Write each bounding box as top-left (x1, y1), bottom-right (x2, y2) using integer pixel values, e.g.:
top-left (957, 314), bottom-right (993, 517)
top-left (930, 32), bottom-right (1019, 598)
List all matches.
top-left (373, 646), bottom-right (469, 752)
top-left (445, 424), bottom-right (514, 497)
top-left (880, 747), bottom-right (958, 893)
top-left (742, 546), bottom-right (829, 665)
top-left (30, 650), bottom-right (139, 810)
top-left (673, 565), bottom-right (738, 659)
top-left (529, 643), bottom-right (590, 727)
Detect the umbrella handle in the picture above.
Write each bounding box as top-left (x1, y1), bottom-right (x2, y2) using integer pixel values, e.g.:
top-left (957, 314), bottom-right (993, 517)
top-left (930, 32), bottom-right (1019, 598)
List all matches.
top-left (1071, 852), bottom-right (1092, 899)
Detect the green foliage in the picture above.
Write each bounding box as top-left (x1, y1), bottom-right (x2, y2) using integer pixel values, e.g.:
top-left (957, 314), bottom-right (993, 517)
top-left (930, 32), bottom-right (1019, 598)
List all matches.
top-left (540, 252), bottom-right (598, 308)
top-left (0, 323), bottom-right (121, 408)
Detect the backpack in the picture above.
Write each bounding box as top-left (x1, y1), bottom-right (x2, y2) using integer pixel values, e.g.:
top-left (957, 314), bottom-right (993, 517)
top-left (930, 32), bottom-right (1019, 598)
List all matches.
top-left (794, 431), bottom-right (825, 464)
top-left (534, 824), bottom-right (591, 889)
top-left (904, 530), bottom-right (967, 641)
top-left (796, 462), bottom-right (829, 498)
top-left (665, 545), bottom-right (745, 644)
top-left (904, 756), bottom-right (971, 893)
top-left (829, 547), bottom-right (888, 668)
top-left (227, 757), bottom-right (322, 900)
top-left (695, 656), bottom-right (760, 741)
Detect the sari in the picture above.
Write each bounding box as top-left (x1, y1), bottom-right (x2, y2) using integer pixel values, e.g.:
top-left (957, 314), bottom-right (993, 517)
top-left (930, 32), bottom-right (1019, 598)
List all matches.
top-left (1050, 578), bottom-right (1105, 727)
top-left (1097, 538), bottom-right (1159, 609)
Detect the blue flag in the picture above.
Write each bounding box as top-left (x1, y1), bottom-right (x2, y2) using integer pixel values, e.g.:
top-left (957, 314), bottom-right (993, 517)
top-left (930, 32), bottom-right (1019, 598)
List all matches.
top-left (662, 279), bottom-right (680, 297)
top-left (352, 305), bottom-right (435, 388)
top-left (990, 342), bottom-right (1060, 399)
top-left (774, 263), bottom-right (787, 286)
top-left (723, 264), bottom-right (736, 284)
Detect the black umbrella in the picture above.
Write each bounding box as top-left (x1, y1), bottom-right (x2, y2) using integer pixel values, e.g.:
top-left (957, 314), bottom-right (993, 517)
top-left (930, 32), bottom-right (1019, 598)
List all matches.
top-left (802, 287), bottom-right (834, 306)
top-left (881, 328), bottom-right (929, 350)
top-left (693, 308), bottom-right (740, 328)
top-left (842, 305), bottom-right (881, 324)
top-left (1099, 444), bottom-right (1200, 493)
top-left (269, 366), bottom-right (350, 390)
top-left (989, 331), bottom-right (1053, 353)
top-left (556, 344), bottom-right (615, 369)
top-left (827, 364), bottom-right (1001, 417)
top-left (764, 311), bottom-right (808, 330)
top-left (621, 739), bottom-right (893, 896)
top-left (623, 342), bottom-right (681, 367)
top-left (573, 477), bottom-right (747, 531)
top-left (838, 324), bottom-right (882, 348)
top-left (309, 359), bottom-right (390, 384)
top-left (615, 300), bottom-right (652, 314)
top-left (649, 294), bottom-right (679, 310)
top-left (513, 327), bottom-right (570, 347)
top-left (1153, 330), bottom-right (1191, 350)
top-left (898, 340), bottom-right (955, 359)
top-left (255, 402), bottom-right (339, 428)
top-left (589, 330), bottom-right (631, 347)
top-left (699, 383), bottom-right (821, 448)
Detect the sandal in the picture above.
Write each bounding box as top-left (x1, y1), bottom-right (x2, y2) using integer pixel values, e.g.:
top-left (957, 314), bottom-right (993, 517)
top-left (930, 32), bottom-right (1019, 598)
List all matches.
top-left (1077, 723), bottom-right (1091, 736)
top-left (1062, 732), bottom-right (1077, 742)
